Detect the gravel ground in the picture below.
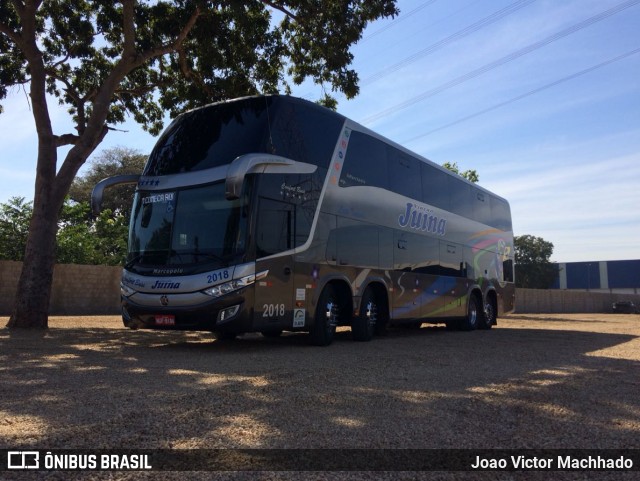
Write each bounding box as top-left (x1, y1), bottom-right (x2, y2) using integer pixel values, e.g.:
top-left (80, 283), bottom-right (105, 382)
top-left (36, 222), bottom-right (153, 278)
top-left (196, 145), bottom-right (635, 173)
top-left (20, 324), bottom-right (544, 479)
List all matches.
top-left (1, 313), bottom-right (639, 480)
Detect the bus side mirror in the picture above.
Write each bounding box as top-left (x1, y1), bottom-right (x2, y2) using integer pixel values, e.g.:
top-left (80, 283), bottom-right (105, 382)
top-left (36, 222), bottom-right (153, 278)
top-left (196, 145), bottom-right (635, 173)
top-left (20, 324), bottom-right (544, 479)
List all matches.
top-left (91, 174), bottom-right (141, 216)
top-left (225, 153), bottom-right (316, 200)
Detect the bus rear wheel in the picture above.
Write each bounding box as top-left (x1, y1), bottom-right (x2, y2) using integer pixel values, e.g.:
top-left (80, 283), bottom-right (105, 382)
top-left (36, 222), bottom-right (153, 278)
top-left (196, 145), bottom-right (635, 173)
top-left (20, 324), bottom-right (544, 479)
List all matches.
top-left (460, 294), bottom-right (480, 331)
top-left (479, 297), bottom-right (496, 330)
top-left (309, 285), bottom-right (338, 346)
top-left (352, 288), bottom-right (379, 342)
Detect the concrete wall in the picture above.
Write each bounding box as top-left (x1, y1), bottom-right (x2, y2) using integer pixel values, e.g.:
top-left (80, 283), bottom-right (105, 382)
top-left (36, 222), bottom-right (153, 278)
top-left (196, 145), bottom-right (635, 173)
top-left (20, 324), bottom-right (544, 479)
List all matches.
top-left (2, 261), bottom-right (639, 316)
top-left (0, 261), bottom-right (121, 316)
top-left (0, 260), bottom-right (23, 315)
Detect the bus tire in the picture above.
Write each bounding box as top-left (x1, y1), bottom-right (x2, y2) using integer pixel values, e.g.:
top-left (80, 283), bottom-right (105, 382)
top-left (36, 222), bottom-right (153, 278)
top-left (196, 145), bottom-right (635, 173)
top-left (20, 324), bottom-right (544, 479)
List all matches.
top-left (460, 294), bottom-right (480, 331)
top-left (352, 288), bottom-right (378, 342)
top-left (309, 285), bottom-right (338, 346)
top-left (479, 297), bottom-right (496, 330)
top-left (374, 290), bottom-right (389, 337)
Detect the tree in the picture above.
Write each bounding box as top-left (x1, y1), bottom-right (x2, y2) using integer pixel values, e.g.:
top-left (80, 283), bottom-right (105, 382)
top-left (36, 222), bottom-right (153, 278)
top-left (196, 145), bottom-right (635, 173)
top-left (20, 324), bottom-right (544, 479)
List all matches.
top-left (1, 0), bottom-right (398, 328)
top-left (69, 146), bottom-right (146, 217)
top-left (91, 208), bottom-right (129, 266)
top-left (514, 234), bottom-right (557, 289)
top-left (0, 197), bottom-right (32, 261)
top-left (57, 201), bottom-right (129, 266)
top-left (442, 161), bottom-right (479, 183)
top-left (0, 196), bottom-right (129, 265)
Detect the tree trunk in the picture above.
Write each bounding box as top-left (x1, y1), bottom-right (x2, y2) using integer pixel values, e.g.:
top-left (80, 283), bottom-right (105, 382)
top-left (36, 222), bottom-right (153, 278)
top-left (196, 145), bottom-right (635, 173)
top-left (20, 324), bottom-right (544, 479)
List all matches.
top-left (6, 198), bottom-right (61, 328)
top-left (6, 145), bottom-right (66, 328)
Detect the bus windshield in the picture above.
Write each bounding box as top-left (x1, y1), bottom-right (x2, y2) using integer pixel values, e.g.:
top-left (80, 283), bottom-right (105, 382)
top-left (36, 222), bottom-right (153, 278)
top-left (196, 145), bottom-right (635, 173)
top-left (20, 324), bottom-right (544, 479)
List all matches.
top-left (127, 182), bottom-right (248, 269)
top-left (142, 96), bottom-right (344, 176)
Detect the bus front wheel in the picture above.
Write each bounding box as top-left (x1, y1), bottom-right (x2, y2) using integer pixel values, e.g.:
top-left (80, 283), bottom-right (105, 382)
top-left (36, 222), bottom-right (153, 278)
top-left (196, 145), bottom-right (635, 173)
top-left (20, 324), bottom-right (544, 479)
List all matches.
top-left (309, 285), bottom-right (338, 346)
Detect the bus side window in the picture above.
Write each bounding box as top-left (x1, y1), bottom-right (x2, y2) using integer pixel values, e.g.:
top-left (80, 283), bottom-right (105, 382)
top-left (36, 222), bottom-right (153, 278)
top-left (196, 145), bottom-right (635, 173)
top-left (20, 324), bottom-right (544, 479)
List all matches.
top-left (449, 177), bottom-right (473, 219)
top-left (256, 198), bottom-right (294, 257)
top-left (388, 148), bottom-right (422, 200)
top-left (473, 189), bottom-right (491, 225)
top-left (490, 196), bottom-right (512, 231)
top-left (421, 164), bottom-right (450, 211)
top-left (503, 259), bottom-right (514, 283)
top-left (339, 132), bottom-right (388, 189)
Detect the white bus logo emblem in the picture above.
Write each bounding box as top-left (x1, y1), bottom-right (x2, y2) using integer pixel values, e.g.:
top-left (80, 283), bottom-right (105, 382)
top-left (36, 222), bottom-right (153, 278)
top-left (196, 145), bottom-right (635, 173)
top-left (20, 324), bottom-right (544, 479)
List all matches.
top-left (7, 451), bottom-right (39, 469)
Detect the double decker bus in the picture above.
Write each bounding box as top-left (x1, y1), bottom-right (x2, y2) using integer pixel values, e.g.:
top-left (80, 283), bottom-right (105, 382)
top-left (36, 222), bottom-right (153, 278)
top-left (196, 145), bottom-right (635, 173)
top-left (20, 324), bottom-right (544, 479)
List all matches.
top-left (92, 95), bottom-right (515, 346)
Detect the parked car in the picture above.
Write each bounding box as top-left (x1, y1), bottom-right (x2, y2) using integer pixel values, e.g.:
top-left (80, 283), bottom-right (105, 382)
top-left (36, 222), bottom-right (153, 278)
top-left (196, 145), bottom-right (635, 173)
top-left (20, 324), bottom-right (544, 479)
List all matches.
top-left (612, 301), bottom-right (639, 314)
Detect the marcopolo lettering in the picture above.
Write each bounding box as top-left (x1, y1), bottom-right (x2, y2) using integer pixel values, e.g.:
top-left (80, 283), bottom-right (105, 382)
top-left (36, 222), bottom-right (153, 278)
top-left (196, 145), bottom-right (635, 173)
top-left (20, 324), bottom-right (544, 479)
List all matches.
top-left (152, 267), bottom-right (184, 275)
top-left (398, 202), bottom-right (447, 236)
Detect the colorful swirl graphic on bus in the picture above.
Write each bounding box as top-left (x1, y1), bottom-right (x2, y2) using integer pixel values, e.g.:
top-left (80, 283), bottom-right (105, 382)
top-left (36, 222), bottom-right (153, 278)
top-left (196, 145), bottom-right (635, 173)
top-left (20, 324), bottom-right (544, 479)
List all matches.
top-left (470, 230), bottom-right (512, 287)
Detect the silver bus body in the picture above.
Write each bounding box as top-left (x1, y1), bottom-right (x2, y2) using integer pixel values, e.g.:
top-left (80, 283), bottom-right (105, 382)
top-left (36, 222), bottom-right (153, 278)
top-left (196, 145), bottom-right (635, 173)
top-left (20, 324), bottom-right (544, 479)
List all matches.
top-left (92, 95), bottom-right (515, 345)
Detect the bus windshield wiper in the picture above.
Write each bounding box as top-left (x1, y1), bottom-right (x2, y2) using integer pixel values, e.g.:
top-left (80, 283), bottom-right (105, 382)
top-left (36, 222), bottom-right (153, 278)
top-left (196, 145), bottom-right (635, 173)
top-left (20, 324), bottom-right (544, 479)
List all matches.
top-left (175, 250), bottom-right (230, 265)
top-left (124, 254), bottom-right (145, 270)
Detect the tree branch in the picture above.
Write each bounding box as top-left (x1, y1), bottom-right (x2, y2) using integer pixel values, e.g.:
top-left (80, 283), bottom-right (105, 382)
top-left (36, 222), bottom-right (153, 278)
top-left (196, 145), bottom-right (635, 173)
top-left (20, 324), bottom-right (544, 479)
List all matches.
top-left (44, 65), bottom-right (88, 134)
top-left (261, 1), bottom-right (298, 21)
top-left (137, 6), bottom-right (201, 65)
top-left (0, 21), bottom-right (21, 45)
top-left (15, 0), bottom-right (55, 154)
top-left (54, 133), bottom-right (79, 147)
top-left (176, 46), bottom-right (213, 97)
top-left (115, 84), bottom-right (162, 98)
top-left (122, 0), bottom-right (136, 58)
top-left (57, 5), bottom-right (203, 200)
top-left (0, 2), bottom-right (25, 47)
top-left (10, 0), bottom-right (25, 17)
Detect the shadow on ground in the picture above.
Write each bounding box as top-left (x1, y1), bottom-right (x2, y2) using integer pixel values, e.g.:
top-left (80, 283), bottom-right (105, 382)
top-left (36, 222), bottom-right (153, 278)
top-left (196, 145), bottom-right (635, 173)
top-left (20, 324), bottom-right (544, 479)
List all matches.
top-left (1, 316), bottom-right (638, 461)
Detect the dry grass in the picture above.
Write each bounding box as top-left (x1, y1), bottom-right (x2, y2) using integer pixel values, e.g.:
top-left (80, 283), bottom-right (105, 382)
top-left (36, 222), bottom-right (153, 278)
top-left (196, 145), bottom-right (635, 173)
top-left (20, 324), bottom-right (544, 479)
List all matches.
top-left (1, 313), bottom-right (639, 480)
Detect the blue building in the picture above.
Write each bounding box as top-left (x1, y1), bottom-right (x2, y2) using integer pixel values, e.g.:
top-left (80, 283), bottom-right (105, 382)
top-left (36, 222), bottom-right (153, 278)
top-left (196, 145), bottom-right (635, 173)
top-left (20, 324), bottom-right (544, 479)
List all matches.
top-left (552, 259), bottom-right (640, 294)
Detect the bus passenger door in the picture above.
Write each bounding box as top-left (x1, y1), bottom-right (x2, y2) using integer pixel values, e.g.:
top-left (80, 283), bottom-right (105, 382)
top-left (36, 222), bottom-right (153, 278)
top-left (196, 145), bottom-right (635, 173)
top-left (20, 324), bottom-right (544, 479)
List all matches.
top-left (254, 197), bottom-right (294, 331)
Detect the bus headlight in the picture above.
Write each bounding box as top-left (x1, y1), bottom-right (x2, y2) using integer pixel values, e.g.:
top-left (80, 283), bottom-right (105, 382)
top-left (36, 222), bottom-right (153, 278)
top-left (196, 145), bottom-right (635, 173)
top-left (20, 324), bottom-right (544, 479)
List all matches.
top-left (121, 283), bottom-right (136, 298)
top-left (203, 270), bottom-right (268, 298)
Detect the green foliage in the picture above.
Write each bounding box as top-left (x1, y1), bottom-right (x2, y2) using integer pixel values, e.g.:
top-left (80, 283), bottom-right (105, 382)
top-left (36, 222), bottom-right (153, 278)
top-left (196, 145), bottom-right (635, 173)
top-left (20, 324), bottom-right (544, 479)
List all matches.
top-left (514, 234), bottom-right (557, 289)
top-left (0, 197), bottom-right (33, 261)
top-left (56, 201), bottom-right (128, 265)
top-left (56, 201), bottom-right (93, 264)
top-left (0, 1), bottom-right (399, 134)
top-left (0, 197), bottom-right (127, 266)
top-left (92, 209), bottom-right (129, 265)
top-left (70, 146), bottom-right (146, 217)
top-left (442, 161), bottom-right (479, 183)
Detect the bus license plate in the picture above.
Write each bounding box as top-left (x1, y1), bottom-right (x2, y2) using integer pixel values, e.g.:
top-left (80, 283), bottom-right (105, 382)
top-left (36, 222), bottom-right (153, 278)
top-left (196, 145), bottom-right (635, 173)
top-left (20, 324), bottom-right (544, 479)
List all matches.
top-left (155, 315), bottom-right (175, 326)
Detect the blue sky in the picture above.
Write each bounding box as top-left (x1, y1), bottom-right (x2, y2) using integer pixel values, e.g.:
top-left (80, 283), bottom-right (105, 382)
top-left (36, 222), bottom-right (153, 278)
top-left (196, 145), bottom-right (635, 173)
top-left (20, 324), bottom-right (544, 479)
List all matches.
top-left (1, 0), bottom-right (639, 262)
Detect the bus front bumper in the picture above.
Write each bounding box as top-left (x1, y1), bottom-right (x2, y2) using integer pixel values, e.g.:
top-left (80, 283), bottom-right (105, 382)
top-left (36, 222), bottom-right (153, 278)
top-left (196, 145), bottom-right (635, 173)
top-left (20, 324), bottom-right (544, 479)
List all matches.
top-left (121, 289), bottom-right (253, 333)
